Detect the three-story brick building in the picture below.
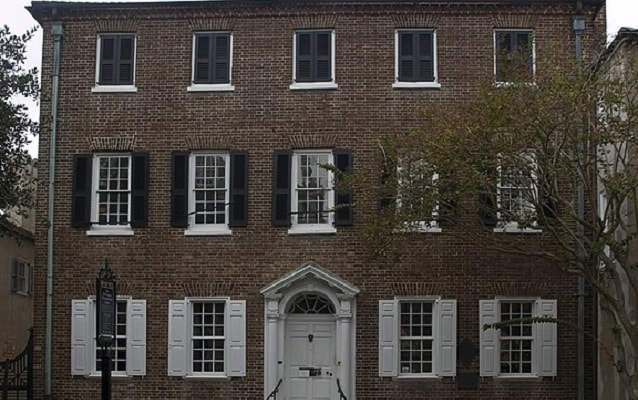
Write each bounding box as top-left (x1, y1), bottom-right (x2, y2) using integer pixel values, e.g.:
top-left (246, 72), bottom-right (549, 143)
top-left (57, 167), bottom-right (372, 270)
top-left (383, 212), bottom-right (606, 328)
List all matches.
top-left (28, 0), bottom-right (605, 399)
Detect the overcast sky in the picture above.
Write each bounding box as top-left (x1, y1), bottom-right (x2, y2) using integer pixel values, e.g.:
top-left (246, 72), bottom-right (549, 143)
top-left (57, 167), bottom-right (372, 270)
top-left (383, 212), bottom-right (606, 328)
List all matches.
top-left (4, 0), bottom-right (637, 156)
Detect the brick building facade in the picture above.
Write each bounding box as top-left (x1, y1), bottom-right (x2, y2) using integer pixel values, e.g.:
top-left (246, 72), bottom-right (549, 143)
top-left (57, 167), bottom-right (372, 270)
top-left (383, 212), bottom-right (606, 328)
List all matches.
top-left (28, 1), bottom-right (606, 399)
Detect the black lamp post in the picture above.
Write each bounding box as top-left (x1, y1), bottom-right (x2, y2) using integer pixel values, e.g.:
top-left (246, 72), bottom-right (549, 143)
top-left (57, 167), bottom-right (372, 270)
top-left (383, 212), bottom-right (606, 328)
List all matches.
top-left (96, 261), bottom-right (116, 400)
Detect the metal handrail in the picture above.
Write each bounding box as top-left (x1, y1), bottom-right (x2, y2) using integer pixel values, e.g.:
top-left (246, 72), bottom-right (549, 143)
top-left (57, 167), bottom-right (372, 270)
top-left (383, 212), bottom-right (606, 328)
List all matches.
top-left (265, 378), bottom-right (283, 400)
top-left (336, 378), bottom-right (347, 400)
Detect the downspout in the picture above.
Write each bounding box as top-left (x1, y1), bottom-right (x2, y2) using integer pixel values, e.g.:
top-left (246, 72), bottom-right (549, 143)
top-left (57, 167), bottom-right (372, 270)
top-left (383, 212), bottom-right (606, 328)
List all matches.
top-left (572, 2), bottom-right (586, 400)
top-left (45, 20), bottom-right (63, 400)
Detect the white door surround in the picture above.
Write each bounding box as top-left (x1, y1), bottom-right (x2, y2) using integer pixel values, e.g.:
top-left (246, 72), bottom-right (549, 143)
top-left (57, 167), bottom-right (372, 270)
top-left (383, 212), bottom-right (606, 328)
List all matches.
top-left (261, 262), bottom-right (360, 400)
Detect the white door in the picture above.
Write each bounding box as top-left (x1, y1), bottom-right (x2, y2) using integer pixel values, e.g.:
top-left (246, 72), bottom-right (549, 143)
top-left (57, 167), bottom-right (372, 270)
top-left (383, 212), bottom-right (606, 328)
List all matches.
top-left (285, 315), bottom-right (336, 400)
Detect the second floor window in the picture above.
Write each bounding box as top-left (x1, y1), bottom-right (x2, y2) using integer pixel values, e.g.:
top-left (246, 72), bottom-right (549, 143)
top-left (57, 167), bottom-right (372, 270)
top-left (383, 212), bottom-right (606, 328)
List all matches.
top-left (292, 30), bottom-right (335, 87)
top-left (96, 34), bottom-right (135, 87)
top-left (494, 30), bottom-right (535, 83)
top-left (395, 30), bottom-right (437, 87)
top-left (496, 153), bottom-right (538, 230)
top-left (191, 32), bottom-right (232, 87)
top-left (10, 258), bottom-right (33, 295)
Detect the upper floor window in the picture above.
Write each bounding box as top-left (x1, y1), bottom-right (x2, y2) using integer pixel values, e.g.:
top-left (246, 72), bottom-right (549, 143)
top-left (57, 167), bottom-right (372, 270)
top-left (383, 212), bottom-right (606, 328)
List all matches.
top-left (496, 153), bottom-right (539, 231)
top-left (379, 298), bottom-right (457, 377)
top-left (93, 34), bottom-right (137, 92)
top-left (171, 151), bottom-right (248, 234)
top-left (396, 158), bottom-right (441, 232)
top-left (71, 297), bottom-right (147, 377)
top-left (72, 153), bottom-right (149, 235)
top-left (188, 32), bottom-right (234, 92)
top-left (479, 298), bottom-right (557, 378)
top-left (291, 30), bottom-right (337, 90)
top-left (168, 298), bottom-right (246, 378)
top-left (494, 30), bottom-right (535, 83)
top-left (272, 149), bottom-right (353, 234)
top-left (10, 258), bottom-right (33, 295)
top-left (394, 30), bottom-right (439, 89)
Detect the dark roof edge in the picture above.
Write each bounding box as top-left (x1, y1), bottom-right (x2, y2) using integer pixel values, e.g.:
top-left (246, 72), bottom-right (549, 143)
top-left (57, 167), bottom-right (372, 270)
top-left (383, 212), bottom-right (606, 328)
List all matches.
top-left (0, 219), bottom-right (36, 242)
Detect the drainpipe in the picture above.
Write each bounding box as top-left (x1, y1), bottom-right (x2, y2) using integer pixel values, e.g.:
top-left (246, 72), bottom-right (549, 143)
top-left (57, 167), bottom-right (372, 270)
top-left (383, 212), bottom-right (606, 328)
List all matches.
top-left (572, 3), bottom-right (586, 400)
top-left (45, 20), bottom-right (63, 400)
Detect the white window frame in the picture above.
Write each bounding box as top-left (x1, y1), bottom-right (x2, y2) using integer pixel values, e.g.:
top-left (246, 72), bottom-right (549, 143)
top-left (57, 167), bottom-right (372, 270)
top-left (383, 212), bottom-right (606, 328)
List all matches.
top-left (187, 31), bottom-right (235, 92)
top-left (379, 297), bottom-right (457, 378)
top-left (396, 160), bottom-right (441, 233)
top-left (493, 29), bottom-right (536, 85)
top-left (494, 153), bottom-right (541, 233)
top-left (10, 258), bottom-right (33, 295)
top-left (184, 152), bottom-right (232, 236)
top-left (168, 297), bottom-right (246, 379)
top-left (71, 297), bottom-right (147, 377)
top-left (92, 33), bottom-right (138, 93)
top-left (290, 30), bottom-right (338, 90)
top-left (393, 29), bottom-right (441, 89)
top-left (87, 153), bottom-right (134, 236)
top-left (288, 150), bottom-right (336, 235)
top-left (479, 297), bottom-right (557, 378)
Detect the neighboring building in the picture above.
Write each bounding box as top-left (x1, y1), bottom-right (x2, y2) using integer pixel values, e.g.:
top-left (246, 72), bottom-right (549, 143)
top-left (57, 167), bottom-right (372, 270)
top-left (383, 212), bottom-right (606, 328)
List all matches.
top-left (597, 27), bottom-right (638, 400)
top-left (27, 1), bottom-right (606, 399)
top-left (0, 159), bottom-right (37, 360)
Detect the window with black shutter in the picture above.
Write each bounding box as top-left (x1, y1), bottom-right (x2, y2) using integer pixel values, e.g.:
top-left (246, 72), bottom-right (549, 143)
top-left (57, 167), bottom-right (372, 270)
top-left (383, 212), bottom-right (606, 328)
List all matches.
top-left (193, 32), bottom-right (231, 85)
top-left (98, 34), bottom-right (135, 85)
top-left (294, 30), bottom-right (333, 83)
top-left (494, 30), bottom-right (534, 82)
top-left (397, 30), bottom-right (435, 83)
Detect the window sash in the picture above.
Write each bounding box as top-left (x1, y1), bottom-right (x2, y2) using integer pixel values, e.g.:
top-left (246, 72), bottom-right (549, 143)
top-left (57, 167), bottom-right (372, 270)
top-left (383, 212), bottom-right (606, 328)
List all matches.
top-left (396, 160), bottom-right (439, 228)
top-left (96, 300), bottom-right (128, 373)
top-left (397, 30), bottom-right (435, 82)
top-left (295, 31), bottom-right (333, 83)
top-left (399, 301), bottom-right (434, 375)
top-left (189, 153), bottom-right (230, 227)
top-left (291, 152), bottom-right (334, 226)
top-left (93, 154), bottom-right (132, 226)
top-left (494, 30), bottom-right (534, 82)
top-left (499, 301), bottom-right (534, 375)
top-left (190, 301), bottom-right (226, 375)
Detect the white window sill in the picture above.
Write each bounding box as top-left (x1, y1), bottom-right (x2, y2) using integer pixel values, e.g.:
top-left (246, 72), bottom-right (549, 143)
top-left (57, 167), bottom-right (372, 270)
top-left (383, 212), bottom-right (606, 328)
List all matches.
top-left (392, 82), bottom-right (441, 89)
top-left (493, 225), bottom-right (541, 234)
top-left (187, 84), bottom-right (235, 92)
top-left (92, 85), bottom-right (138, 93)
top-left (396, 223), bottom-right (442, 233)
top-left (184, 227), bottom-right (233, 236)
top-left (493, 374), bottom-right (542, 381)
top-left (183, 375), bottom-right (231, 381)
top-left (87, 373), bottom-right (132, 379)
top-left (86, 226), bottom-right (134, 236)
top-left (395, 374), bottom-right (442, 380)
top-left (494, 81), bottom-right (536, 88)
top-left (288, 225), bottom-right (337, 235)
top-left (289, 82), bottom-right (338, 90)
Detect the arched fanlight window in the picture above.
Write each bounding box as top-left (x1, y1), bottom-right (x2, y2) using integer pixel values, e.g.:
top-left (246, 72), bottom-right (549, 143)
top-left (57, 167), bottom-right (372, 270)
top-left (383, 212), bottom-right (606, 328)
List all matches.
top-left (287, 293), bottom-right (336, 314)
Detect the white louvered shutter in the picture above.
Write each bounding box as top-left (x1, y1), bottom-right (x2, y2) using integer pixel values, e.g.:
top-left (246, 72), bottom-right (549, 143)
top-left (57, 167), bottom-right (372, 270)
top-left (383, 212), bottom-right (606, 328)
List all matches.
top-left (379, 300), bottom-right (398, 376)
top-left (226, 300), bottom-right (246, 377)
top-left (71, 300), bottom-right (94, 375)
top-left (168, 300), bottom-right (187, 376)
top-left (536, 299), bottom-right (557, 376)
top-left (437, 299), bottom-right (457, 376)
top-left (479, 300), bottom-right (498, 377)
top-left (127, 299), bottom-right (146, 376)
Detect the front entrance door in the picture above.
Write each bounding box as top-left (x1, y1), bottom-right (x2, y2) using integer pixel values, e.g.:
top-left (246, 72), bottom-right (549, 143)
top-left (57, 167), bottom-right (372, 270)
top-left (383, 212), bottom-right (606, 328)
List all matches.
top-left (285, 315), bottom-right (336, 400)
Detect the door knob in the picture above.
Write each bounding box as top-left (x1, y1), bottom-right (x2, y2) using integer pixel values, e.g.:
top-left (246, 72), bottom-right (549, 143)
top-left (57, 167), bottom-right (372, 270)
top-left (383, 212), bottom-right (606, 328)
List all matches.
top-left (308, 334), bottom-right (314, 342)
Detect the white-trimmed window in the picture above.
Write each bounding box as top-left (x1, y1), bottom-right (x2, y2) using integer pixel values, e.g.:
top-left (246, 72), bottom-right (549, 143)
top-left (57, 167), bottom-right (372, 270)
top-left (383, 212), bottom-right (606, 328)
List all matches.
top-left (71, 297), bottom-right (147, 377)
top-left (291, 151), bottom-right (335, 233)
top-left (379, 298), bottom-right (457, 377)
top-left (94, 154), bottom-right (131, 227)
top-left (494, 29), bottom-right (535, 83)
top-left (168, 298), bottom-right (246, 378)
top-left (496, 153), bottom-right (539, 232)
top-left (189, 152), bottom-right (230, 234)
top-left (479, 298), bottom-right (557, 377)
top-left (394, 30), bottom-right (440, 89)
top-left (10, 258), bottom-right (33, 295)
top-left (290, 30), bottom-right (337, 90)
top-left (93, 33), bottom-right (137, 93)
top-left (396, 159), bottom-right (441, 232)
top-left (188, 32), bottom-right (234, 92)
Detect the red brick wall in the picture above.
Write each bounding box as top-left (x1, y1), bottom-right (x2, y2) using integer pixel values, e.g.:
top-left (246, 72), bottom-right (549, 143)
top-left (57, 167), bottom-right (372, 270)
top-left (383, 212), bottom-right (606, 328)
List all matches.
top-left (31, 1), bottom-right (606, 399)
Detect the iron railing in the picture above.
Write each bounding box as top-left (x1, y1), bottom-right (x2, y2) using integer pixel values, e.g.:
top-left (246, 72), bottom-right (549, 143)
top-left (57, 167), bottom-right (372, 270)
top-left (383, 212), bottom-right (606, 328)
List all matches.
top-left (336, 378), bottom-right (347, 400)
top-left (0, 329), bottom-right (33, 400)
top-left (265, 378), bottom-right (283, 400)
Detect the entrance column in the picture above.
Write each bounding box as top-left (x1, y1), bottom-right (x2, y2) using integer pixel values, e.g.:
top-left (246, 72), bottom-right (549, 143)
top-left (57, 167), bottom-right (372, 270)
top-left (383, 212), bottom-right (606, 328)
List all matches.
top-left (337, 295), bottom-right (354, 399)
top-left (264, 295), bottom-right (281, 395)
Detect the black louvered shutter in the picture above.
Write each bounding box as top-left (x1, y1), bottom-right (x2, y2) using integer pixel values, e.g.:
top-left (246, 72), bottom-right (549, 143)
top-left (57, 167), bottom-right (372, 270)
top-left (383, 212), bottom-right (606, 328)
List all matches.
top-left (171, 152), bottom-right (189, 228)
top-left (10, 258), bottom-right (19, 292)
top-left (99, 36), bottom-right (116, 84)
top-left (378, 151), bottom-right (396, 212)
top-left (213, 34), bottom-right (230, 84)
top-left (272, 151), bottom-right (292, 226)
top-left (478, 189), bottom-right (498, 228)
top-left (333, 149), bottom-right (353, 226)
top-left (72, 154), bottom-right (92, 228)
top-left (315, 32), bottom-right (332, 82)
top-left (194, 34), bottom-right (211, 83)
top-left (296, 32), bottom-right (312, 82)
top-left (417, 32), bottom-right (434, 82)
top-left (130, 153), bottom-right (149, 228)
top-left (229, 151), bottom-right (248, 227)
top-left (117, 36), bottom-right (135, 85)
top-left (398, 32), bottom-right (414, 82)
